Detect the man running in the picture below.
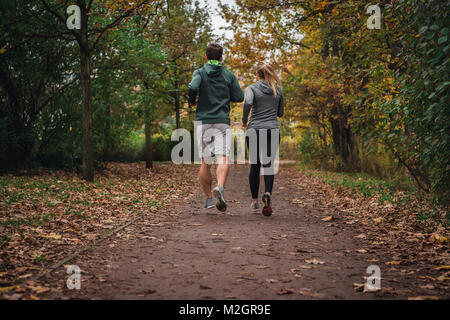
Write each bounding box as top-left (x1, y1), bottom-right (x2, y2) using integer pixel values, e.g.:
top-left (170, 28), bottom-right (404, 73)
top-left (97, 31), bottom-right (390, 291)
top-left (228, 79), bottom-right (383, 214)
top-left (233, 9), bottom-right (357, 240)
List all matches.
top-left (188, 43), bottom-right (244, 212)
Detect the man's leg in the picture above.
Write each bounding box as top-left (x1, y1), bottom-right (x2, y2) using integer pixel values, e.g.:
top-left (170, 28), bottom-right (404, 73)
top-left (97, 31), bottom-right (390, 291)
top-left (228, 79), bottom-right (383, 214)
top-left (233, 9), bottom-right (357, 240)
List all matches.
top-left (216, 155), bottom-right (229, 188)
top-left (212, 155), bottom-right (229, 212)
top-left (211, 124), bottom-right (231, 212)
top-left (199, 159), bottom-right (212, 198)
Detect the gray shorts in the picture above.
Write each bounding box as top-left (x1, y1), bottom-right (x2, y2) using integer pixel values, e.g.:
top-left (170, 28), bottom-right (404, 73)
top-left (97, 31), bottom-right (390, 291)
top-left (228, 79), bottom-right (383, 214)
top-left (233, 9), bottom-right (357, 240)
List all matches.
top-left (196, 123), bottom-right (231, 161)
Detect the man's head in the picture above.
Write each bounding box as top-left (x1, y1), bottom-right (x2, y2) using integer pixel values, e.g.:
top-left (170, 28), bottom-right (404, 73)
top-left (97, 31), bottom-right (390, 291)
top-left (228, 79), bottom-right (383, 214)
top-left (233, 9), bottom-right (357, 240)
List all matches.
top-left (205, 43), bottom-right (223, 61)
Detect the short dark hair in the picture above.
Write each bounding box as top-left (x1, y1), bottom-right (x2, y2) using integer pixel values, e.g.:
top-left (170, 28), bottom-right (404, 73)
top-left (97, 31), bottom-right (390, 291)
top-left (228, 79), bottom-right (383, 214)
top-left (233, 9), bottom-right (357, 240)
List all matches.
top-left (206, 43), bottom-right (223, 60)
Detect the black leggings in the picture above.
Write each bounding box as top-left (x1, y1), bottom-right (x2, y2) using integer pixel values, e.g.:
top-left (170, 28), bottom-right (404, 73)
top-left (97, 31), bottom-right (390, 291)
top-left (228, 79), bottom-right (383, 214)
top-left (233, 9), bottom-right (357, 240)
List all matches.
top-left (246, 129), bottom-right (280, 199)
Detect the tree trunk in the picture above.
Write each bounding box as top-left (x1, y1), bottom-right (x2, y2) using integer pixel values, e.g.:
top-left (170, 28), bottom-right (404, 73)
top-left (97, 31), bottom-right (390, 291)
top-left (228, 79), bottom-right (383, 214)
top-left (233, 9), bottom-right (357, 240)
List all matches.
top-left (188, 103), bottom-right (195, 162)
top-left (174, 81), bottom-right (180, 129)
top-left (80, 7), bottom-right (94, 181)
top-left (103, 103), bottom-right (112, 161)
top-left (144, 110), bottom-right (153, 169)
top-left (330, 106), bottom-right (353, 170)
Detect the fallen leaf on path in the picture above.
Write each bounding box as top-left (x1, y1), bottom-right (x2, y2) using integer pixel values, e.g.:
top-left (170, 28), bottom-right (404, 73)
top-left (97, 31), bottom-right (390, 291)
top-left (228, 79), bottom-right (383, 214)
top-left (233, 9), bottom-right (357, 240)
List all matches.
top-left (353, 283), bottom-right (365, 292)
top-left (386, 260), bottom-right (401, 265)
top-left (435, 265), bottom-right (450, 271)
top-left (321, 216), bottom-right (333, 222)
top-left (420, 284), bottom-right (435, 290)
top-left (0, 286), bottom-right (19, 293)
top-left (139, 269), bottom-right (154, 274)
top-left (30, 285), bottom-right (50, 294)
top-left (3, 293), bottom-right (23, 300)
top-left (418, 275), bottom-right (436, 281)
top-left (356, 249), bottom-right (368, 253)
top-left (298, 288), bottom-right (322, 298)
top-left (143, 289), bottom-right (156, 295)
top-left (305, 258), bottom-right (324, 265)
top-left (255, 265), bottom-right (268, 269)
top-left (277, 288), bottom-right (294, 295)
top-left (40, 233), bottom-right (62, 240)
top-left (373, 217), bottom-right (384, 224)
top-left (199, 285), bottom-right (212, 290)
top-left (266, 279), bottom-right (278, 283)
top-left (429, 234), bottom-right (448, 244)
top-left (354, 234), bottom-right (366, 239)
top-left (436, 275), bottom-right (450, 281)
top-left (408, 296), bottom-right (440, 300)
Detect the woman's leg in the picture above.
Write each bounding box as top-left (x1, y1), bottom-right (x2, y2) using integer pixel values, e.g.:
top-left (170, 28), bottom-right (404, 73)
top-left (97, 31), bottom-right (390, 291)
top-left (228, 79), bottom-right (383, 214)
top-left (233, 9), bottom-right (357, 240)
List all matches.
top-left (262, 129), bottom-right (279, 195)
top-left (250, 163), bottom-right (261, 200)
top-left (263, 174), bottom-right (275, 194)
top-left (247, 133), bottom-right (261, 200)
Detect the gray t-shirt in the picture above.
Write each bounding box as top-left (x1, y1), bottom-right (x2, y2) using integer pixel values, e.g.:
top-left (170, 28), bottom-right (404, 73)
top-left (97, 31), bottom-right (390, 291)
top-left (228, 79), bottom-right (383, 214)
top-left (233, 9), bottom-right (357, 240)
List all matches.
top-left (242, 80), bottom-right (284, 129)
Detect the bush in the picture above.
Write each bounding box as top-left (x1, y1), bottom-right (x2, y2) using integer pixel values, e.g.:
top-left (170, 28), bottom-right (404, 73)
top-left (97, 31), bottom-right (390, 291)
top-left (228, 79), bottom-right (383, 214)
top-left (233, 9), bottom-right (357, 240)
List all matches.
top-left (150, 135), bottom-right (174, 162)
top-left (297, 129), bottom-right (337, 170)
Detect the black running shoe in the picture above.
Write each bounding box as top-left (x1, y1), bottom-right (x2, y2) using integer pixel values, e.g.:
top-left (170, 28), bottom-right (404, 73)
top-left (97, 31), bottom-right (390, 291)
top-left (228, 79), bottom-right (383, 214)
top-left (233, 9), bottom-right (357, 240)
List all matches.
top-left (262, 192), bottom-right (272, 216)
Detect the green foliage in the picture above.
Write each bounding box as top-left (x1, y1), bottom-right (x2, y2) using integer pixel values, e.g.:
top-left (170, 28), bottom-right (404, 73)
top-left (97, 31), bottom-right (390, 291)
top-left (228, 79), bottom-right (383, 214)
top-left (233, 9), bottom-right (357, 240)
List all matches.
top-left (150, 135), bottom-right (175, 162)
top-left (379, 0), bottom-right (450, 202)
top-left (224, 0), bottom-right (449, 203)
top-left (1, 0), bottom-right (213, 172)
top-left (0, 0), bottom-right (79, 170)
top-left (298, 129), bottom-right (336, 170)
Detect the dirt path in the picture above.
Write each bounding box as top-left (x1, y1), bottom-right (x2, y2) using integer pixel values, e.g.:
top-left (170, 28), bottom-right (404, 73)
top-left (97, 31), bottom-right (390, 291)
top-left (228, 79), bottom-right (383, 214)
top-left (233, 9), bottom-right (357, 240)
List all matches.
top-left (38, 164), bottom-right (449, 300)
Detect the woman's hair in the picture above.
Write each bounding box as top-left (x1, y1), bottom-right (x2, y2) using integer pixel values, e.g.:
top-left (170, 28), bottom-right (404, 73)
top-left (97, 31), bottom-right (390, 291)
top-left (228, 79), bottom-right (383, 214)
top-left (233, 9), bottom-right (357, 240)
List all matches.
top-left (257, 62), bottom-right (281, 96)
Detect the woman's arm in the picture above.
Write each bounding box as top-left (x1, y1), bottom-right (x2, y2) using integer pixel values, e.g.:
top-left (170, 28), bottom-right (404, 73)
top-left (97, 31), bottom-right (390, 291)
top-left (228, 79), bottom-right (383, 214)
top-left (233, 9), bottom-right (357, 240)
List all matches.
top-left (277, 88), bottom-right (284, 117)
top-left (242, 86), bottom-right (254, 126)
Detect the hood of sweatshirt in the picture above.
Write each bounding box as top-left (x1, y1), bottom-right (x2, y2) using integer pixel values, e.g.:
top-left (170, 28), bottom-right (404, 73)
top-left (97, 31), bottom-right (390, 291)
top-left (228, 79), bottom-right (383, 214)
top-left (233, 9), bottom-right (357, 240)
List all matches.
top-left (255, 80), bottom-right (276, 95)
top-left (203, 63), bottom-right (223, 78)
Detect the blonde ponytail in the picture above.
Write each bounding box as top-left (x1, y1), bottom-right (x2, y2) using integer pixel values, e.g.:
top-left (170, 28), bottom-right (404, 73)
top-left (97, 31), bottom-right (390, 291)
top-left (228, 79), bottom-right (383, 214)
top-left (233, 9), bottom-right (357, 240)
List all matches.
top-left (257, 62), bottom-right (281, 97)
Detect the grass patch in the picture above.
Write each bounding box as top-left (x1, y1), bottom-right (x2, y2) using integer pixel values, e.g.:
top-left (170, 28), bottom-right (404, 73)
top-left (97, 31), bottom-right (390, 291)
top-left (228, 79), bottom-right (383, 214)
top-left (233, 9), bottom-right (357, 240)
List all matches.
top-left (297, 164), bottom-right (412, 203)
top-left (294, 163), bottom-right (448, 228)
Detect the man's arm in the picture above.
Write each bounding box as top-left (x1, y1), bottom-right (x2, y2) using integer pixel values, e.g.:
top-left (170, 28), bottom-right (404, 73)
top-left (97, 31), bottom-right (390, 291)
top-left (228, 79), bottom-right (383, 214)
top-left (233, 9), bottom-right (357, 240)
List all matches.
top-left (188, 70), bottom-right (202, 105)
top-left (230, 73), bottom-right (244, 103)
top-left (242, 86), bottom-right (254, 126)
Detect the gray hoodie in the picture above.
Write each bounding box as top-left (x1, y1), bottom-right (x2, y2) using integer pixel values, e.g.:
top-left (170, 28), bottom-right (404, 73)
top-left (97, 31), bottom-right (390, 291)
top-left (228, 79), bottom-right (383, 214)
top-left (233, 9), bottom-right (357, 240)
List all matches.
top-left (242, 80), bottom-right (284, 129)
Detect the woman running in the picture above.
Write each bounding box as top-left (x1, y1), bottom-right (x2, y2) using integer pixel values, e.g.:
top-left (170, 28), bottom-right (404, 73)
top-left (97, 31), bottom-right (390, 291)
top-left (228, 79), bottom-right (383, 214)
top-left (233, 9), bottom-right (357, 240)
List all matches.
top-left (242, 62), bottom-right (284, 216)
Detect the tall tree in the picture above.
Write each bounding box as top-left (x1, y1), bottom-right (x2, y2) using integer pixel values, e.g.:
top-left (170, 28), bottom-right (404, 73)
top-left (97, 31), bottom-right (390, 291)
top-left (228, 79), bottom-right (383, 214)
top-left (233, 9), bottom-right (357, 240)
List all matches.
top-left (40, 0), bottom-right (160, 181)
